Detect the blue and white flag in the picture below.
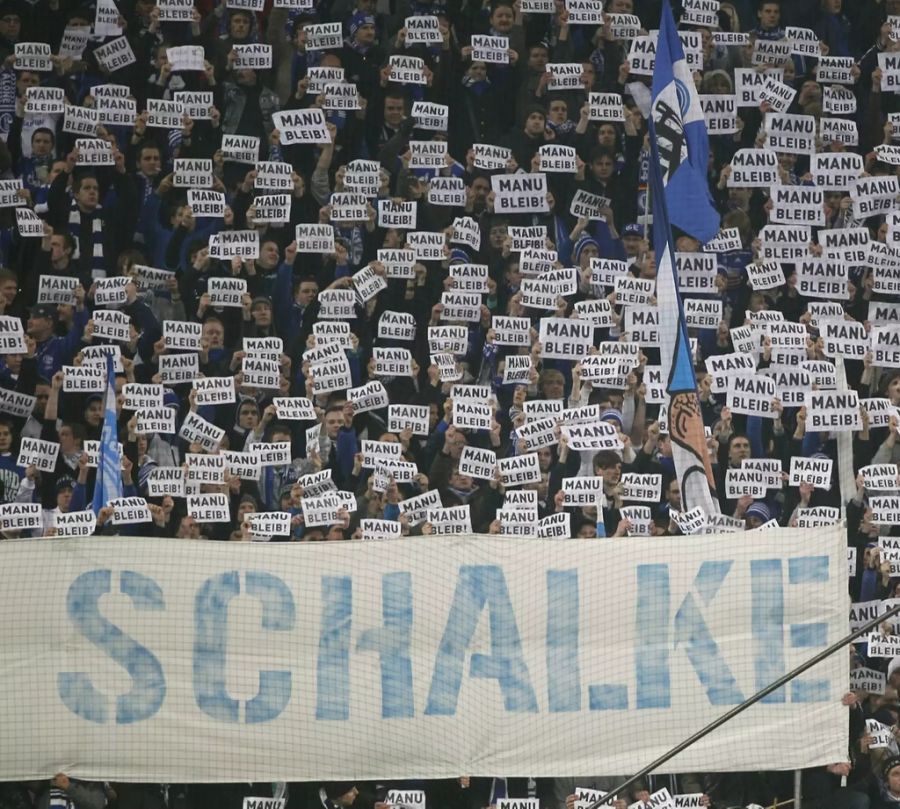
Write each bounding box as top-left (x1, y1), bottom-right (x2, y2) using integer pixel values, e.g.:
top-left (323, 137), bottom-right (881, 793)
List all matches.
top-left (650, 0), bottom-right (720, 243)
top-left (91, 354), bottom-right (123, 515)
top-left (649, 2), bottom-right (720, 520)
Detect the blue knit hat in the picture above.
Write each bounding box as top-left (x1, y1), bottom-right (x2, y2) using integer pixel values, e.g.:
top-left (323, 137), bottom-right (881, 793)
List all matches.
top-left (572, 236), bottom-right (600, 263)
top-left (746, 501), bottom-right (771, 522)
top-left (349, 11), bottom-right (375, 35)
top-left (599, 408), bottom-right (624, 427)
top-left (449, 248), bottom-right (469, 264)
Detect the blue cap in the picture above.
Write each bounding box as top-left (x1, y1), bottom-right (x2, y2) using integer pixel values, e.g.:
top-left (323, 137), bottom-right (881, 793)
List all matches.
top-left (449, 248), bottom-right (469, 264)
top-left (623, 223), bottom-right (644, 238)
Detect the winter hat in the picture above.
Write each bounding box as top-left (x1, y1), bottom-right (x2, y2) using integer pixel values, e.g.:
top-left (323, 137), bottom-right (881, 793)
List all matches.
top-left (572, 235), bottom-right (600, 264)
top-left (67, 5), bottom-right (92, 24)
top-left (883, 754), bottom-right (900, 778)
top-left (599, 408), bottom-right (624, 427)
top-left (228, 8), bottom-right (254, 25)
top-left (449, 248), bottom-right (469, 264)
top-left (746, 501), bottom-right (771, 523)
top-left (0, 1), bottom-right (21, 18)
top-left (701, 69), bottom-right (733, 93)
top-left (349, 12), bottom-right (375, 35)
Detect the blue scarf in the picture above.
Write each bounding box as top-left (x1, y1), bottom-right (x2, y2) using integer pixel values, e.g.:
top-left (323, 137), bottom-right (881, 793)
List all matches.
top-left (0, 69), bottom-right (15, 139)
top-left (547, 118), bottom-right (575, 136)
top-left (344, 37), bottom-right (372, 55)
top-left (860, 567), bottom-right (879, 602)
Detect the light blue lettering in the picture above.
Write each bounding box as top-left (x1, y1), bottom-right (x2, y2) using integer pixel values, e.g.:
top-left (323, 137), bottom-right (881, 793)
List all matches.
top-left (789, 556), bottom-right (830, 702)
top-left (636, 561), bottom-right (743, 708)
top-left (789, 556), bottom-right (829, 585)
top-left (674, 561), bottom-right (744, 705)
top-left (357, 572), bottom-right (414, 718)
top-left (751, 559), bottom-right (785, 703)
top-left (547, 570), bottom-right (580, 712)
top-left (245, 571), bottom-right (295, 723)
top-left (58, 569), bottom-right (165, 724)
top-left (317, 575), bottom-right (351, 720)
top-left (425, 565), bottom-right (537, 715)
top-left (194, 571), bottom-right (240, 722)
top-left (194, 571), bottom-right (295, 723)
top-left (635, 564), bottom-right (670, 708)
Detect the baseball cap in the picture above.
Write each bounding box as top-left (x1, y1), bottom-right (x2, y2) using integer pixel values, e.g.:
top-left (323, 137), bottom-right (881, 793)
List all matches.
top-left (162, 388), bottom-right (180, 409)
top-left (623, 223), bottom-right (644, 238)
top-left (251, 296), bottom-right (272, 310)
top-left (29, 304), bottom-right (56, 320)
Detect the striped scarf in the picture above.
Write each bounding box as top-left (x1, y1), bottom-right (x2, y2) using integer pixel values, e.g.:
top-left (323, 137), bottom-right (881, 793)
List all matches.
top-left (49, 787), bottom-right (71, 809)
top-left (0, 69), bottom-right (15, 140)
top-left (68, 200), bottom-right (106, 279)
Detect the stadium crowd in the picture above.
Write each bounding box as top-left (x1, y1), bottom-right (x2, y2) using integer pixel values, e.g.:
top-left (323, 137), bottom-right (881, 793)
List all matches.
top-left (3, 0), bottom-right (900, 805)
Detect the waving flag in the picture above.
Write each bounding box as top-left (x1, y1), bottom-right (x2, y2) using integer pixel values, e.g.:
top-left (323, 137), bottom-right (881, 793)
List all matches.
top-left (91, 354), bottom-right (123, 515)
top-left (650, 0), bottom-right (720, 243)
top-left (649, 2), bottom-right (720, 519)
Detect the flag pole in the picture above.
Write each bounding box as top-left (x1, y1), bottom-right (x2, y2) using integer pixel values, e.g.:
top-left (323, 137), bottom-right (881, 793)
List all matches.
top-left (584, 600), bottom-right (900, 809)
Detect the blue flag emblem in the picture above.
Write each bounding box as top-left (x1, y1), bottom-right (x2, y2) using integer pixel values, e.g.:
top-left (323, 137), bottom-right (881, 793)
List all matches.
top-left (650, 1), bottom-right (720, 243)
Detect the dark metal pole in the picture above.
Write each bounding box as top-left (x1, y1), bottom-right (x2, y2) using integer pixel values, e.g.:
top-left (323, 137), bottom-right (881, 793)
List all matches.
top-left (587, 602), bottom-right (900, 809)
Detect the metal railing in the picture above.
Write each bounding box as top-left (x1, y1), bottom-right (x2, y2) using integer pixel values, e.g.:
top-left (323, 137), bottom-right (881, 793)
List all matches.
top-left (588, 603), bottom-right (900, 809)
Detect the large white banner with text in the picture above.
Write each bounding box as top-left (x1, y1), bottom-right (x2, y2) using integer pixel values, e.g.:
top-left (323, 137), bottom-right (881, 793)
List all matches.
top-left (0, 529), bottom-right (848, 781)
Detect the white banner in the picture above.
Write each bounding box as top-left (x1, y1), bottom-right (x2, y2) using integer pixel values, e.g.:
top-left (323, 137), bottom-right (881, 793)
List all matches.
top-left (0, 529), bottom-right (847, 780)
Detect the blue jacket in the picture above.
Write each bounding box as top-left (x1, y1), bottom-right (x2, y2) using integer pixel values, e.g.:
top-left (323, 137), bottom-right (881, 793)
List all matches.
top-left (33, 307), bottom-right (89, 379)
